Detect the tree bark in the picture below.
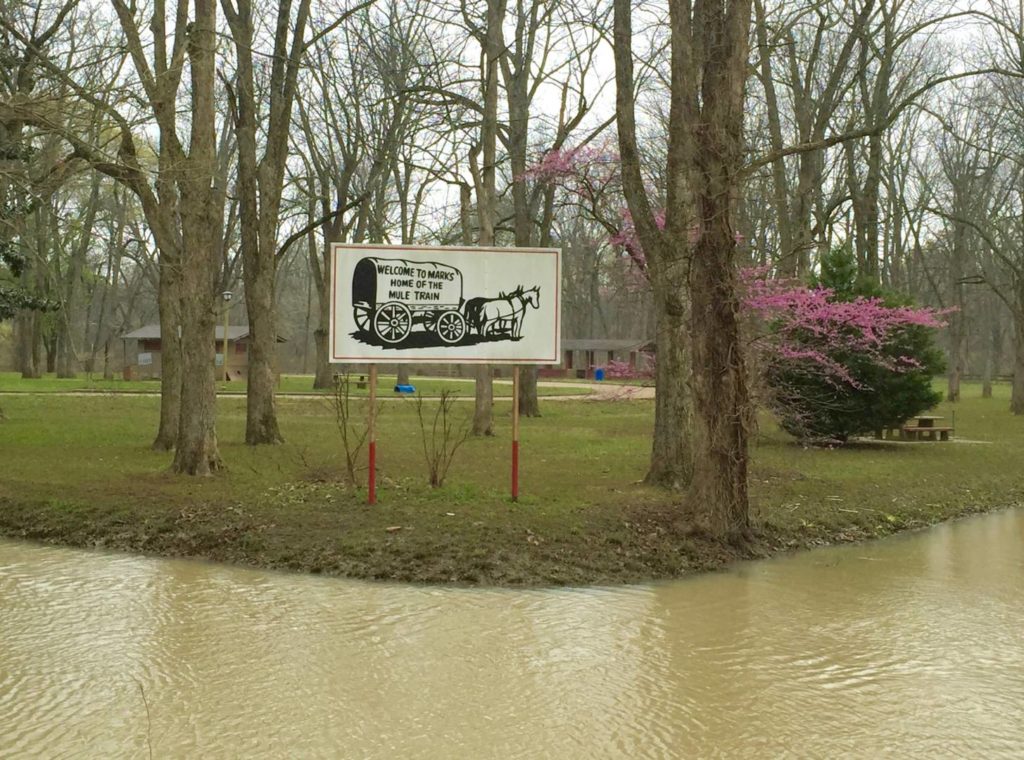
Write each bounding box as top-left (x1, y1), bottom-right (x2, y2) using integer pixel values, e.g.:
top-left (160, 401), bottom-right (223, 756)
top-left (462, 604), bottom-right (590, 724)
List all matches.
top-left (645, 280), bottom-right (691, 488)
top-left (244, 258), bottom-right (282, 443)
top-left (15, 308), bottom-right (39, 378)
top-left (221, 0), bottom-right (309, 446)
top-left (613, 0), bottom-right (693, 488)
top-left (172, 296), bottom-right (221, 473)
top-left (1012, 308), bottom-right (1024, 415)
top-left (171, 0), bottom-right (223, 474)
top-left (152, 253), bottom-right (181, 450)
top-left (472, 363), bottom-right (494, 435)
top-left (981, 305), bottom-right (1002, 399)
top-left (613, 0), bottom-right (752, 536)
top-left (518, 366), bottom-right (540, 417)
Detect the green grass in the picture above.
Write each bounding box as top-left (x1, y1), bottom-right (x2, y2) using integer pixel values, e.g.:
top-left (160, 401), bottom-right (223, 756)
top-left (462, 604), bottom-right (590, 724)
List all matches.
top-left (0, 381), bottom-right (1021, 585)
top-left (0, 372), bottom-right (588, 398)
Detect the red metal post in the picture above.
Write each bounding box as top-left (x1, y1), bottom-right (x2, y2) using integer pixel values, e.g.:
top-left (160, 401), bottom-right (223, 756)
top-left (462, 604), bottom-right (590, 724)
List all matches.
top-left (368, 363), bottom-right (377, 505)
top-left (512, 365), bottom-right (520, 501)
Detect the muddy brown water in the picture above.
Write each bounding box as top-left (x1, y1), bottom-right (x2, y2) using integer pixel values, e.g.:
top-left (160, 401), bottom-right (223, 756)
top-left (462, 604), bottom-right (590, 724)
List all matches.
top-left (2, 509), bottom-right (1022, 758)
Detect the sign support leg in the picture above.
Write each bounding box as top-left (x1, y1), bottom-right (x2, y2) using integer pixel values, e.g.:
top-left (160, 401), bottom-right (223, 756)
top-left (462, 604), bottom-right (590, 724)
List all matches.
top-left (368, 363), bottom-right (377, 505)
top-left (512, 364), bottom-right (520, 502)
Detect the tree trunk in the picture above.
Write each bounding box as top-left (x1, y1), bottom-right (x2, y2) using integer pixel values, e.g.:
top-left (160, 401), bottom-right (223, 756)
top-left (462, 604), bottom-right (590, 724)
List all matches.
top-left (682, 0), bottom-right (753, 541)
top-left (244, 260), bottom-right (283, 443)
top-left (472, 363), bottom-right (494, 436)
top-left (313, 255), bottom-right (332, 389)
top-left (44, 332), bottom-right (56, 373)
top-left (645, 281), bottom-right (691, 488)
top-left (397, 365), bottom-right (410, 386)
top-left (518, 366), bottom-right (540, 417)
top-left (687, 224), bottom-right (751, 539)
top-left (946, 313), bottom-right (965, 403)
top-left (221, 0), bottom-right (311, 445)
top-left (1012, 309), bottom-right (1024, 415)
top-left (982, 310), bottom-right (1002, 399)
top-left (153, 255), bottom-right (181, 451)
top-left (172, 297), bottom-right (221, 473)
top-left (55, 319), bottom-right (75, 378)
top-left (15, 309), bottom-right (39, 378)
top-left (171, 0), bottom-right (223, 474)
top-left (946, 221), bottom-right (967, 402)
top-left (55, 175), bottom-right (99, 379)
top-left (103, 339), bottom-right (113, 381)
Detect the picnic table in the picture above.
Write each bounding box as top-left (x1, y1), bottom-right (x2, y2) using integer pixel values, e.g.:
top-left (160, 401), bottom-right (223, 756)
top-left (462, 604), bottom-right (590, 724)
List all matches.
top-left (875, 415), bottom-right (954, 442)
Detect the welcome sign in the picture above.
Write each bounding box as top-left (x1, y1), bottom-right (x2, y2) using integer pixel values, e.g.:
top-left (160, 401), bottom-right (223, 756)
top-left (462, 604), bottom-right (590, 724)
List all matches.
top-left (330, 244), bottom-right (561, 364)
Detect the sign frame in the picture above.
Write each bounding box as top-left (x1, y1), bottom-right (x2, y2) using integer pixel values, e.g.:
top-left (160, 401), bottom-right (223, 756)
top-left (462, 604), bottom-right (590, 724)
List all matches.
top-left (329, 243), bottom-right (562, 365)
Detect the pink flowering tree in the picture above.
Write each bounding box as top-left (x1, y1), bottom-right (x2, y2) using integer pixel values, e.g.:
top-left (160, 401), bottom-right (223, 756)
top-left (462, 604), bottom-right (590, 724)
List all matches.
top-left (527, 147), bottom-right (946, 445)
top-left (741, 256), bottom-right (948, 443)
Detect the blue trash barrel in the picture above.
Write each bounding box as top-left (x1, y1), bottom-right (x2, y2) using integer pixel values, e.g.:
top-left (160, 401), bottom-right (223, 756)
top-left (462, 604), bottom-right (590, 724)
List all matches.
top-left (394, 384), bottom-right (416, 393)
top-left (594, 368), bottom-right (605, 382)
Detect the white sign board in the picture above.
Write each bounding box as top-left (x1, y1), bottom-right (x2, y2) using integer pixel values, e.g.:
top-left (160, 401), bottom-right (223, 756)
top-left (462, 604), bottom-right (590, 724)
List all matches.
top-left (330, 244), bottom-right (561, 364)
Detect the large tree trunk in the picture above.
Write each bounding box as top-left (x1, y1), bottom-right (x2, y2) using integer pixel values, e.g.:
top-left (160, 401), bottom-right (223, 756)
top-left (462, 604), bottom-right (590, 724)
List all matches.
top-left (683, 0), bottom-right (753, 541)
top-left (645, 280), bottom-right (691, 488)
top-left (171, 0), bottom-right (223, 474)
top-left (153, 255), bottom-right (182, 450)
top-left (172, 295), bottom-right (221, 473)
top-left (688, 227), bottom-right (751, 539)
top-left (243, 254), bottom-right (283, 443)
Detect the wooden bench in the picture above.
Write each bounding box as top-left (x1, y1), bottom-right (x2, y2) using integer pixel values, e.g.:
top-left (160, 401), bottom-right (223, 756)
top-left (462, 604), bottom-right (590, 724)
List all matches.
top-left (900, 426), bottom-right (953, 441)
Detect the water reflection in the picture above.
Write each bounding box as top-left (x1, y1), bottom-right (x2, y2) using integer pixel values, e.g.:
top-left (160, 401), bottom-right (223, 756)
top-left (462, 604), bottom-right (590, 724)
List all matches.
top-left (1, 510), bottom-right (1022, 758)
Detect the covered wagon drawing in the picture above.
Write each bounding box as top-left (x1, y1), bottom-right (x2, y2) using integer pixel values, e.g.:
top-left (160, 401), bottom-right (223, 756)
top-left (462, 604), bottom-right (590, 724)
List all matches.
top-left (352, 257), bottom-right (468, 345)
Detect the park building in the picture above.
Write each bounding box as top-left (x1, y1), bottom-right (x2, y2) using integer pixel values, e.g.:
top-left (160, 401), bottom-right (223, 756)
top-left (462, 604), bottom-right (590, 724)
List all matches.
top-left (119, 324), bottom-right (285, 381)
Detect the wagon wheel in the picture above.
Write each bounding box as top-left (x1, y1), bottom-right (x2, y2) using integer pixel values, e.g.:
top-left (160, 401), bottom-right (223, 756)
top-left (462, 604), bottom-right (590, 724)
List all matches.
top-left (435, 311), bottom-right (467, 344)
top-left (353, 301), bottom-right (373, 332)
top-left (373, 301), bottom-right (412, 344)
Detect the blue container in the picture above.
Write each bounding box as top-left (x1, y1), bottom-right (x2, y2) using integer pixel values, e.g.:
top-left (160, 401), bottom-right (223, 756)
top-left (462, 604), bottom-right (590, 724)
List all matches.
top-left (394, 384), bottom-right (416, 394)
top-left (594, 368), bottom-right (605, 382)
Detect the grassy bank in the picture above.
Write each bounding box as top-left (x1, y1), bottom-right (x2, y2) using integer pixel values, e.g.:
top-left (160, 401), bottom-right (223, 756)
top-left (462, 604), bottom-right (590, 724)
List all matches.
top-left (0, 372), bottom-right (587, 397)
top-left (1, 382), bottom-right (1021, 585)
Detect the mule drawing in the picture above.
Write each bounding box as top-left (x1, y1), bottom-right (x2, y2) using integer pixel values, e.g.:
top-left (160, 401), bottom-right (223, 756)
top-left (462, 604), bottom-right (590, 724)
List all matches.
top-left (464, 285), bottom-right (540, 340)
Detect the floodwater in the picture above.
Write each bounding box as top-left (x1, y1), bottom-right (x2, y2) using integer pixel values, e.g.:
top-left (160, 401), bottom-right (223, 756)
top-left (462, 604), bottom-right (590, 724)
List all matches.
top-left (1, 510), bottom-right (1022, 759)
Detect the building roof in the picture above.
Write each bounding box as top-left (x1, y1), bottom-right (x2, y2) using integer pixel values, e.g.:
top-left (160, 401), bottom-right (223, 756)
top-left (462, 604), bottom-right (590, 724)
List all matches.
top-left (121, 324), bottom-right (285, 342)
top-left (562, 338), bottom-right (652, 352)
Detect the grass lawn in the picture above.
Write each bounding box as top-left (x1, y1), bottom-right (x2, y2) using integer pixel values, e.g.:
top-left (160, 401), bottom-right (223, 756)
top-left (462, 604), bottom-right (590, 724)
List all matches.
top-left (0, 372), bottom-right (588, 398)
top-left (0, 381), bottom-right (1021, 585)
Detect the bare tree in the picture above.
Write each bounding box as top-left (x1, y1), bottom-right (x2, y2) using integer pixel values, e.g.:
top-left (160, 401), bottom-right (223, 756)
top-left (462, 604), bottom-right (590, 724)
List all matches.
top-left (613, 0), bottom-right (752, 537)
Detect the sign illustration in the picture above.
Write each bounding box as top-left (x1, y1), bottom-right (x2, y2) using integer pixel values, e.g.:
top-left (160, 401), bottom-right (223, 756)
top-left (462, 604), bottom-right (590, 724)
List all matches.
top-left (330, 244), bottom-right (561, 364)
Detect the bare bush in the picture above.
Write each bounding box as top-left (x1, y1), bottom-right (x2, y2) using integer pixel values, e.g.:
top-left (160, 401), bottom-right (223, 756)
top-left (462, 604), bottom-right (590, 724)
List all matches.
top-left (415, 390), bottom-right (471, 488)
top-left (327, 373), bottom-right (374, 487)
